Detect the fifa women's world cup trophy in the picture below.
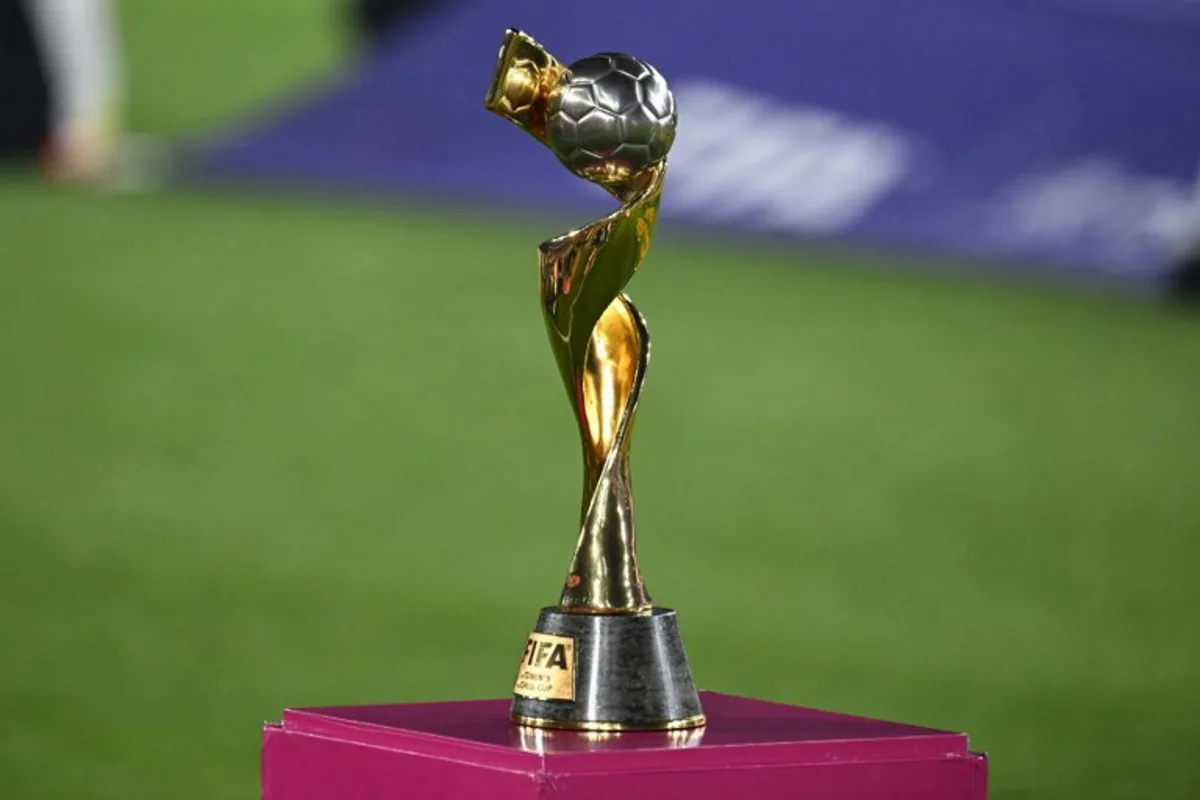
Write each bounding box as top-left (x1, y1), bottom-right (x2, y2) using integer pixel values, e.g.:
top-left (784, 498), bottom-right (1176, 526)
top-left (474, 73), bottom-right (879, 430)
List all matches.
top-left (485, 29), bottom-right (704, 731)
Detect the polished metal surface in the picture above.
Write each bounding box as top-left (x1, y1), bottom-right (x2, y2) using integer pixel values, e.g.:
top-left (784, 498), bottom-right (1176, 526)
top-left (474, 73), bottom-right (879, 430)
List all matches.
top-left (546, 53), bottom-right (677, 181)
top-left (511, 724), bottom-right (705, 754)
top-left (510, 607), bottom-right (706, 731)
top-left (485, 30), bottom-right (676, 614)
top-left (513, 714), bottom-right (709, 733)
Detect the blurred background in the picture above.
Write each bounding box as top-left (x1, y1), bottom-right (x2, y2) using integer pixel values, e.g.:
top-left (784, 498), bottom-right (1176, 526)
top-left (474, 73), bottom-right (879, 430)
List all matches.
top-left (2, 1), bottom-right (1199, 798)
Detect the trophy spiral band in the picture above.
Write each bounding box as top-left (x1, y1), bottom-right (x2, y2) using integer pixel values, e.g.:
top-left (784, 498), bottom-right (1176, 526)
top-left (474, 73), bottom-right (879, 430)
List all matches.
top-left (486, 29), bottom-right (704, 731)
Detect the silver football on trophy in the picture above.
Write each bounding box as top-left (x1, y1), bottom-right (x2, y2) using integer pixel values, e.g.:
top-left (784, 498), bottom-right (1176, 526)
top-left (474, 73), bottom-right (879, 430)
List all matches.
top-left (546, 53), bottom-right (677, 181)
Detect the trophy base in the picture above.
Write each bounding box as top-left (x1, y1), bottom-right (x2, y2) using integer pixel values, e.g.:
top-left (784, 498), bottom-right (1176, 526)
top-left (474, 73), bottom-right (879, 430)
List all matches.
top-left (510, 606), bottom-right (705, 731)
top-left (263, 693), bottom-right (989, 799)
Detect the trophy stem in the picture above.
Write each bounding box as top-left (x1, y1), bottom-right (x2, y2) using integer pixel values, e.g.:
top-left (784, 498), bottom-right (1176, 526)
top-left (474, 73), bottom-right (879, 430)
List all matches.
top-left (557, 294), bottom-right (652, 614)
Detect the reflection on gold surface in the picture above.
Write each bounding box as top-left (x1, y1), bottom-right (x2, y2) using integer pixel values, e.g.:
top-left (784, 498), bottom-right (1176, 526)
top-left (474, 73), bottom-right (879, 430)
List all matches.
top-left (486, 30), bottom-right (668, 613)
top-left (513, 718), bottom-right (708, 752)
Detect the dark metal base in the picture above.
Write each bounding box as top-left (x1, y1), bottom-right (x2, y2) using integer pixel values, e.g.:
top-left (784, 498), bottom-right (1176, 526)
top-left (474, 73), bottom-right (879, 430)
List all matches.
top-left (511, 606), bottom-right (705, 731)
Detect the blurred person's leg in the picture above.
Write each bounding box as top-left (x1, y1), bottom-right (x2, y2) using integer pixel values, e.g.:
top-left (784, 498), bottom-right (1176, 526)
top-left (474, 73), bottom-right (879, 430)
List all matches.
top-left (0, 0), bottom-right (50, 160)
top-left (24, 0), bottom-right (125, 181)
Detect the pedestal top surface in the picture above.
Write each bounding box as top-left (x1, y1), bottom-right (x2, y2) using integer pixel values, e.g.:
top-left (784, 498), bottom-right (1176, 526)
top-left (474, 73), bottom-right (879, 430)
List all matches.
top-left (280, 692), bottom-right (968, 774)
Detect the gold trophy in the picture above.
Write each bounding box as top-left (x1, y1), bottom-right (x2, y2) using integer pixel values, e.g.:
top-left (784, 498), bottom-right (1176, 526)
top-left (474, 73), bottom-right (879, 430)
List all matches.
top-left (486, 30), bottom-right (705, 731)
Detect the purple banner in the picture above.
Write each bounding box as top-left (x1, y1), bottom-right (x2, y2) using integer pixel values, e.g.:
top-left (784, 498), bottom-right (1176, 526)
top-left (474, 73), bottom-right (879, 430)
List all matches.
top-left (194, 0), bottom-right (1200, 285)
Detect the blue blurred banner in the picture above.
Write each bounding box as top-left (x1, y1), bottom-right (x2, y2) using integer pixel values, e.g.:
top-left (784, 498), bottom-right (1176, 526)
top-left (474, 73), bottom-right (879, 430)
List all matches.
top-left (194, 0), bottom-right (1200, 286)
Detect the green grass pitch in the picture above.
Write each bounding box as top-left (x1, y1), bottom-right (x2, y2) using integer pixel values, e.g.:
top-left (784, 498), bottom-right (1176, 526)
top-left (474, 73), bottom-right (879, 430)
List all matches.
top-left (1, 2), bottom-right (1198, 798)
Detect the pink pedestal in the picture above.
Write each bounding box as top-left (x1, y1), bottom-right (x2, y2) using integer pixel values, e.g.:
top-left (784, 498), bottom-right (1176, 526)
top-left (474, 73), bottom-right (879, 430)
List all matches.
top-left (262, 691), bottom-right (987, 799)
